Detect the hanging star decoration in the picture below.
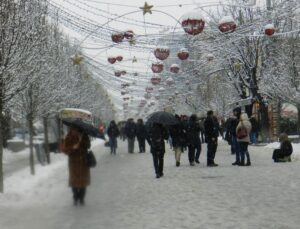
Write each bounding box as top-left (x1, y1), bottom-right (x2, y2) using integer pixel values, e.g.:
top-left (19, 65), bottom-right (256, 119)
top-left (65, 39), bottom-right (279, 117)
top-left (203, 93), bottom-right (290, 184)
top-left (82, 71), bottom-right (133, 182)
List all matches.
top-left (140, 2), bottom-right (153, 15)
top-left (71, 54), bottom-right (84, 65)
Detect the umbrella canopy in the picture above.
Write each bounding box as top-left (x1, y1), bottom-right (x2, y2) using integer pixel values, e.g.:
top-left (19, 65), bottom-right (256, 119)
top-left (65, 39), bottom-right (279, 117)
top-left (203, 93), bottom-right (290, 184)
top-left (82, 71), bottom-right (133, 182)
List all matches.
top-left (62, 119), bottom-right (105, 139)
top-left (146, 111), bottom-right (178, 126)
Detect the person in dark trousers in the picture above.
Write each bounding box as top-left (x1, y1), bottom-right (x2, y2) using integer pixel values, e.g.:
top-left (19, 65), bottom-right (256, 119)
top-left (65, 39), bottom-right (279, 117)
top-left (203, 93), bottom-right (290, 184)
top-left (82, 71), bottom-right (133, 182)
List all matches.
top-left (125, 118), bottom-right (136, 153)
top-left (146, 123), bottom-right (169, 178)
top-left (272, 133), bottom-right (293, 162)
top-left (224, 116), bottom-right (235, 155)
top-left (204, 110), bottom-right (219, 167)
top-left (236, 113), bottom-right (252, 166)
top-left (107, 120), bottom-right (120, 155)
top-left (186, 114), bottom-right (202, 166)
top-left (169, 115), bottom-right (186, 167)
top-left (136, 119), bottom-right (146, 153)
top-left (230, 107), bottom-right (242, 165)
top-left (249, 116), bottom-right (259, 144)
top-left (62, 127), bottom-right (91, 206)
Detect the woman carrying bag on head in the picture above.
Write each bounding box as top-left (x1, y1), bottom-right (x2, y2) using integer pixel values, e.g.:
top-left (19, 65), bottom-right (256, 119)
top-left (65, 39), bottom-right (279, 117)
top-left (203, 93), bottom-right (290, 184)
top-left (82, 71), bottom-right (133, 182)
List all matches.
top-left (62, 127), bottom-right (91, 206)
top-left (236, 113), bottom-right (252, 166)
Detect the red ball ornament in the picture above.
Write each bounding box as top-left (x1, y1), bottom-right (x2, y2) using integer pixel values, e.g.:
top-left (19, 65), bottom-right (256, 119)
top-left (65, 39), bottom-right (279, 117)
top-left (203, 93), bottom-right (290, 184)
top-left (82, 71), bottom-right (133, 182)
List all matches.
top-left (181, 11), bottom-right (205, 35)
top-left (154, 47), bottom-right (170, 60)
top-left (170, 64), bottom-right (180, 74)
top-left (151, 76), bottom-right (161, 85)
top-left (124, 30), bottom-right (134, 39)
top-left (108, 57), bottom-right (116, 64)
top-left (151, 62), bottom-right (164, 73)
top-left (111, 32), bottom-right (124, 43)
top-left (177, 48), bottom-right (189, 60)
top-left (116, 56), bottom-right (123, 62)
top-left (265, 24), bottom-right (275, 36)
top-left (115, 71), bottom-right (122, 77)
top-left (218, 16), bottom-right (236, 33)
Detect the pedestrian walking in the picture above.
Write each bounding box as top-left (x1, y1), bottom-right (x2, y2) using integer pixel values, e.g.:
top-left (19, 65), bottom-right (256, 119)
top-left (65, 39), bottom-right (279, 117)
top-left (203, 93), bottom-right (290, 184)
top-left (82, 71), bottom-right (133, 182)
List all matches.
top-left (204, 110), bottom-right (219, 167)
top-left (230, 107), bottom-right (242, 165)
top-left (249, 116), bottom-right (259, 144)
top-left (186, 114), bottom-right (202, 166)
top-left (62, 127), bottom-right (91, 206)
top-left (136, 119), bottom-right (146, 153)
top-left (146, 123), bottom-right (169, 178)
top-left (169, 115), bottom-right (186, 167)
top-left (125, 118), bottom-right (136, 153)
top-left (107, 120), bottom-right (120, 155)
top-left (236, 113), bottom-right (252, 166)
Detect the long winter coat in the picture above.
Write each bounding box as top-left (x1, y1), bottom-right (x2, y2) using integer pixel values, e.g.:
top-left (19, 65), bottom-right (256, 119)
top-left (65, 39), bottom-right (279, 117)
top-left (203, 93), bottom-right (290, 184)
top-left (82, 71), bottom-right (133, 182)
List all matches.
top-left (186, 119), bottom-right (201, 146)
top-left (146, 124), bottom-right (169, 154)
top-left (236, 113), bottom-right (252, 143)
top-left (136, 123), bottom-right (146, 140)
top-left (204, 116), bottom-right (219, 143)
top-left (169, 122), bottom-right (186, 147)
top-left (107, 124), bottom-right (120, 138)
top-left (125, 121), bottom-right (137, 138)
top-left (63, 132), bottom-right (91, 188)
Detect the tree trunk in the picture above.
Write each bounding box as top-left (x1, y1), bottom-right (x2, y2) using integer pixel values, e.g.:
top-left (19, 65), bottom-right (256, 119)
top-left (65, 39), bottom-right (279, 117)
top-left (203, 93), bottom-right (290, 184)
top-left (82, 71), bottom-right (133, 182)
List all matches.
top-left (0, 110), bottom-right (4, 193)
top-left (259, 102), bottom-right (270, 142)
top-left (297, 104), bottom-right (300, 139)
top-left (28, 116), bottom-right (35, 175)
top-left (43, 117), bottom-right (50, 164)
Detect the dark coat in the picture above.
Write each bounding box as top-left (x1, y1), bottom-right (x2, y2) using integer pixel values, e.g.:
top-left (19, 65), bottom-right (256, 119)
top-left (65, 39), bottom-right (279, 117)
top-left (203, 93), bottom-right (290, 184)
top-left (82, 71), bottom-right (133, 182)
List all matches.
top-left (280, 140), bottom-right (293, 157)
top-left (204, 116), bottom-right (219, 143)
top-left (107, 124), bottom-right (120, 138)
top-left (146, 124), bottom-right (169, 154)
top-left (63, 132), bottom-right (91, 188)
top-left (249, 117), bottom-right (259, 133)
top-left (125, 121), bottom-right (136, 138)
top-left (169, 122), bottom-right (186, 147)
top-left (186, 120), bottom-right (201, 146)
top-left (136, 123), bottom-right (146, 140)
top-left (228, 117), bottom-right (239, 137)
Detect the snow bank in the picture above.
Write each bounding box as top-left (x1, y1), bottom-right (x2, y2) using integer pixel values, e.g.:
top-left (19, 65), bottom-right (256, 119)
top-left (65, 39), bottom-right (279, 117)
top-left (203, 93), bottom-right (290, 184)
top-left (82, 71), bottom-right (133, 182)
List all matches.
top-left (0, 139), bottom-right (104, 207)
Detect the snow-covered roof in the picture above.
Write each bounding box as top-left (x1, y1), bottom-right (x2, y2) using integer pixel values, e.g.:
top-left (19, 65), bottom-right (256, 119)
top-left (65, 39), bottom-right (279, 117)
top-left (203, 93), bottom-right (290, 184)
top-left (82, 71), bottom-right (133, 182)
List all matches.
top-left (181, 10), bottom-right (205, 22)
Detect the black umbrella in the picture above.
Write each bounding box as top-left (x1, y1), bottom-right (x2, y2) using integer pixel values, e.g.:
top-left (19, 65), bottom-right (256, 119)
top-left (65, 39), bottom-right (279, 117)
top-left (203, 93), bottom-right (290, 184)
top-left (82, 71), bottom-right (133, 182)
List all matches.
top-left (62, 119), bottom-right (105, 139)
top-left (146, 111), bottom-right (178, 126)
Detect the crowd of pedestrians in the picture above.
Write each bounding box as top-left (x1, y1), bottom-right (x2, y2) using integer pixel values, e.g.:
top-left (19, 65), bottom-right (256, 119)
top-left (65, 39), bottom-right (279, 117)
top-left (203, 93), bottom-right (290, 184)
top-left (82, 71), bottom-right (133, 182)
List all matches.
top-left (103, 107), bottom-right (294, 179)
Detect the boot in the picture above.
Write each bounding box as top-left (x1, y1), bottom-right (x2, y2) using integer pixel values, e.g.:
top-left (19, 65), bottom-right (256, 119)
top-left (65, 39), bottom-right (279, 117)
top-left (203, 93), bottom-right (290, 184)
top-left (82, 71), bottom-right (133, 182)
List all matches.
top-left (239, 160), bottom-right (245, 166)
top-left (176, 161), bottom-right (180, 167)
top-left (232, 161), bottom-right (240, 166)
top-left (246, 161), bottom-right (251, 166)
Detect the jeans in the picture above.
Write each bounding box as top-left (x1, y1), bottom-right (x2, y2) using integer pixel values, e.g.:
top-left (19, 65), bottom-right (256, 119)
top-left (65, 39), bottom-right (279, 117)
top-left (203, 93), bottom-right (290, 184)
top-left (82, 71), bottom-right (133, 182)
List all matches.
top-left (137, 137), bottom-right (146, 153)
top-left (207, 141), bottom-right (217, 165)
top-left (109, 137), bottom-right (117, 154)
top-left (152, 151), bottom-right (164, 176)
top-left (128, 137), bottom-right (135, 153)
top-left (232, 136), bottom-right (241, 163)
top-left (239, 142), bottom-right (250, 163)
top-left (250, 132), bottom-right (257, 144)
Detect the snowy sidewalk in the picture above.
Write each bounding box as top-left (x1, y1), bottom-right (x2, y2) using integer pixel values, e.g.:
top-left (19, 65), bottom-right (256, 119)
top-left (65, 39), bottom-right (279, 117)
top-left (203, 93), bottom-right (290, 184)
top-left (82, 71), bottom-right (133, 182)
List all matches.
top-left (1, 139), bottom-right (300, 229)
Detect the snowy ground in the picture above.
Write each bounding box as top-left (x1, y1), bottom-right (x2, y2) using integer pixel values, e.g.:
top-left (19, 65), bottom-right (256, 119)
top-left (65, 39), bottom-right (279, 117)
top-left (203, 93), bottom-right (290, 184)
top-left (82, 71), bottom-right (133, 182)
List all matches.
top-left (1, 139), bottom-right (300, 229)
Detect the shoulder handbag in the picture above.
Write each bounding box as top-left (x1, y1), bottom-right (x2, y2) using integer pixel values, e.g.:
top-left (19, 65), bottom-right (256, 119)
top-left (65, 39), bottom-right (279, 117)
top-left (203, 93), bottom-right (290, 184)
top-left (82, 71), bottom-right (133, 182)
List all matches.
top-left (237, 121), bottom-right (248, 139)
top-left (86, 150), bottom-right (97, 168)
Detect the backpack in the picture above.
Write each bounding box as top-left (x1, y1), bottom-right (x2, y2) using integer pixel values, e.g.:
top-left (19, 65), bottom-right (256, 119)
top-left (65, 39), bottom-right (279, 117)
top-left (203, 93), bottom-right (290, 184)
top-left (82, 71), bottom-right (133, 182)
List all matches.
top-left (237, 122), bottom-right (248, 139)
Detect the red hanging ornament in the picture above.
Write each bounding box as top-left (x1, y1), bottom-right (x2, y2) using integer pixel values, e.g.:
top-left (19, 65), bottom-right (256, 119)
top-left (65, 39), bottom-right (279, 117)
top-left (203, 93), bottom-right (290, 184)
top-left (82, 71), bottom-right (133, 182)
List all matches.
top-left (181, 11), bottom-right (205, 35)
top-left (170, 64), bottom-right (180, 74)
top-left (265, 24), bottom-right (275, 36)
top-left (154, 47), bottom-right (170, 60)
top-left (108, 57), bottom-right (117, 64)
top-left (177, 48), bottom-right (189, 60)
top-left (218, 16), bottom-right (237, 33)
top-left (151, 62), bottom-right (164, 73)
top-left (116, 56), bottom-right (123, 62)
top-left (111, 32), bottom-right (124, 43)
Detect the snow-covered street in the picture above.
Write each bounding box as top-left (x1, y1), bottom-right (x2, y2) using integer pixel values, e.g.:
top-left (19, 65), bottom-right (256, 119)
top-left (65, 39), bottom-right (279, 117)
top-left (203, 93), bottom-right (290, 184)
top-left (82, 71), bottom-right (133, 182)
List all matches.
top-left (1, 139), bottom-right (300, 229)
